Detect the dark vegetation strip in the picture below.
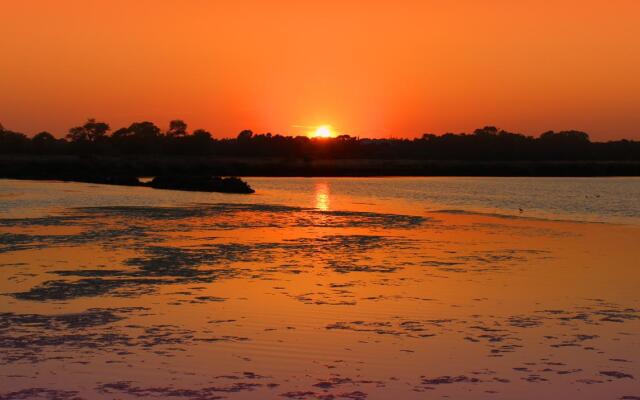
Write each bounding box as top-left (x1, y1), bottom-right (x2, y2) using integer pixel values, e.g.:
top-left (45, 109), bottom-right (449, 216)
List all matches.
top-left (2, 120), bottom-right (639, 176)
top-left (1, 156), bottom-right (639, 178)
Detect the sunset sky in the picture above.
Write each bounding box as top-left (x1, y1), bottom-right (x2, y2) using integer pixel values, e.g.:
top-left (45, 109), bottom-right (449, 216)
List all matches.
top-left (1, 0), bottom-right (639, 139)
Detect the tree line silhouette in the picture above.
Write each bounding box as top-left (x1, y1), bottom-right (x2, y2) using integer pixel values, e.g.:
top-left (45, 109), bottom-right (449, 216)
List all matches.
top-left (1, 119), bottom-right (639, 161)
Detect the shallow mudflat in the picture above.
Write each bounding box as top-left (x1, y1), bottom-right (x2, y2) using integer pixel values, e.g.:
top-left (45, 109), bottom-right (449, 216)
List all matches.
top-left (0, 178), bottom-right (638, 399)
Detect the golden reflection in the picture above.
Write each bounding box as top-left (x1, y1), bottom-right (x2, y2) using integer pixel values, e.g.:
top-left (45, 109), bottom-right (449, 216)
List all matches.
top-left (315, 182), bottom-right (330, 211)
top-left (2, 179), bottom-right (640, 399)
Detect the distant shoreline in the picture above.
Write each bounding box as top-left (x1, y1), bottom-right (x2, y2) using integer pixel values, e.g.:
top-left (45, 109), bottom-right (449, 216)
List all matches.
top-left (1, 155), bottom-right (639, 179)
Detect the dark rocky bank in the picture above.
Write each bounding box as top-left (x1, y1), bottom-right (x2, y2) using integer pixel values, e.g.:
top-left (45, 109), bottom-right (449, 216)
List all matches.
top-left (0, 170), bottom-right (255, 194)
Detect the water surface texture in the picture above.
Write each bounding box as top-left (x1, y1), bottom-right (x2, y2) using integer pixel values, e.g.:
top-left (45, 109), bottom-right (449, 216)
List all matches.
top-left (0, 178), bottom-right (638, 400)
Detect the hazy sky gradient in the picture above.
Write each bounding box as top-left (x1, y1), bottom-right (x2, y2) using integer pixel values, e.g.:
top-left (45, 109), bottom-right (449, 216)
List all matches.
top-left (1, 0), bottom-right (639, 139)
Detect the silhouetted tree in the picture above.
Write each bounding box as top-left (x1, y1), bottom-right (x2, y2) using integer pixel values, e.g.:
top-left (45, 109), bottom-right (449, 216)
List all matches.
top-left (31, 131), bottom-right (59, 154)
top-left (33, 131), bottom-right (56, 143)
top-left (192, 129), bottom-right (212, 141)
top-left (473, 126), bottom-right (499, 136)
top-left (187, 129), bottom-right (214, 154)
top-left (538, 130), bottom-right (591, 159)
top-left (112, 121), bottom-right (162, 154)
top-left (67, 119), bottom-right (110, 143)
top-left (540, 130), bottom-right (589, 143)
top-left (167, 119), bottom-right (188, 138)
top-left (237, 130), bottom-right (253, 141)
top-left (0, 124), bottom-right (30, 153)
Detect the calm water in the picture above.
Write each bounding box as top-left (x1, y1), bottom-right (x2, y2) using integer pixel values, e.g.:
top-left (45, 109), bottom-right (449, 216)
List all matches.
top-left (0, 178), bottom-right (638, 399)
top-left (2, 177), bottom-right (640, 223)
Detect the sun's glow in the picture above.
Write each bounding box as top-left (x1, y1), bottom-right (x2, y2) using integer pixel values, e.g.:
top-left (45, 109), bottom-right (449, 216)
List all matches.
top-left (310, 125), bottom-right (335, 138)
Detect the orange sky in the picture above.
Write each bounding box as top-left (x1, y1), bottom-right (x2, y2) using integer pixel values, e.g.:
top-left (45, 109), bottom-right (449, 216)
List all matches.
top-left (1, 0), bottom-right (639, 139)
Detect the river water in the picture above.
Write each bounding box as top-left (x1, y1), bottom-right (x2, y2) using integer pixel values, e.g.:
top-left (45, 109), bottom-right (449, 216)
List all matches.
top-left (0, 178), bottom-right (638, 399)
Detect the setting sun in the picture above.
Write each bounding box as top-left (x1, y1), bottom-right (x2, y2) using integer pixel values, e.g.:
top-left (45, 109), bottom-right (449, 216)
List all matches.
top-left (310, 125), bottom-right (335, 138)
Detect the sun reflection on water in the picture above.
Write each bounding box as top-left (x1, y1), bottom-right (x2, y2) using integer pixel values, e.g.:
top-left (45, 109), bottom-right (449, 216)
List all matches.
top-left (315, 182), bottom-right (330, 211)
